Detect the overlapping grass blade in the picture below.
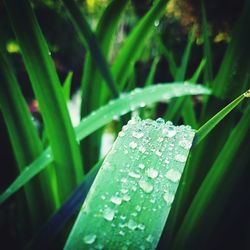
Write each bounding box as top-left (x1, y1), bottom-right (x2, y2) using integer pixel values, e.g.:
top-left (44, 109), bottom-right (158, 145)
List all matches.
top-left (112, 0), bottom-right (168, 90)
top-left (80, 0), bottom-right (128, 169)
top-left (27, 160), bottom-right (102, 250)
top-left (0, 49), bottom-right (57, 222)
top-left (0, 83), bottom-right (210, 203)
top-left (164, 29), bottom-right (196, 125)
top-left (62, 0), bottom-right (119, 98)
top-left (214, 0), bottom-right (250, 98)
top-left (65, 117), bottom-right (195, 249)
top-left (201, 1), bottom-right (213, 85)
top-left (4, 0), bottom-right (83, 202)
top-left (172, 101), bottom-right (250, 250)
top-left (159, 90), bottom-right (248, 249)
top-left (145, 56), bottom-right (160, 86)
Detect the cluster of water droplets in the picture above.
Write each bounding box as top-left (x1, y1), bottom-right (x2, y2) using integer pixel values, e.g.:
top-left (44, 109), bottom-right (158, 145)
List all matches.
top-left (76, 116), bottom-right (195, 249)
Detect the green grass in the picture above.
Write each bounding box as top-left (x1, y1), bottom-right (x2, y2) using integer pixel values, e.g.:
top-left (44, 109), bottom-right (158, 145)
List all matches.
top-left (1, 0), bottom-right (250, 249)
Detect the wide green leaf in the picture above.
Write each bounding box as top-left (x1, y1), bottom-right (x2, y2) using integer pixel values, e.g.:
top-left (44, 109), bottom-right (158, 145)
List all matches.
top-left (65, 117), bottom-right (195, 249)
top-left (0, 83), bottom-right (210, 203)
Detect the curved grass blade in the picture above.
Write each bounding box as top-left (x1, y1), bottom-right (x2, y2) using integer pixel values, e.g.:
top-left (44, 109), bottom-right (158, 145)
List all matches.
top-left (0, 83), bottom-right (211, 204)
top-left (194, 92), bottom-right (246, 145)
top-left (159, 90), bottom-right (249, 249)
top-left (80, 0), bottom-right (128, 169)
top-left (172, 101), bottom-right (250, 250)
top-left (76, 83), bottom-right (210, 142)
top-left (62, 0), bottom-right (119, 98)
top-left (4, 0), bottom-right (83, 202)
top-left (65, 117), bottom-right (195, 249)
top-left (0, 49), bottom-right (57, 221)
top-left (112, 0), bottom-right (168, 90)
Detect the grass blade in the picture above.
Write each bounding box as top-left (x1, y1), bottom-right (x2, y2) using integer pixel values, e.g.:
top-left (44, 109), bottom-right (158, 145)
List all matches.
top-left (63, 71), bottom-right (73, 102)
top-left (172, 101), bottom-right (250, 250)
top-left (112, 0), bottom-right (168, 90)
top-left (194, 92), bottom-right (246, 145)
top-left (0, 83), bottom-right (210, 203)
top-left (62, 0), bottom-right (119, 98)
top-left (0, 49), bottom-right (57, 222)
top-left (213, 0), bottom-right (250, 98)
top-left (80, 0), bottom-right (128, 169)
top-left (145, 56), bottom-right (160, 86)
top-left (5, 0), bottom-right (83, 202)
top-left (65, 117), bottom-right (195, 249)
top-left (76, 83), bottom-right (210, 142)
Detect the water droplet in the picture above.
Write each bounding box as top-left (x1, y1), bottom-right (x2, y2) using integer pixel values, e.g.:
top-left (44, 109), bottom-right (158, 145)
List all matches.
top-left (140, 102), bottom-right (146, 108)
top-left (121, 178), bottom-right (128, 183)
top-left (163, 190), bottom-right (174, 204)
top-left (122, 194), bottom-right (131, 202)
top-left (154, 19), bottom-right (160, 27)
top-left (166, 169), bottom-right (181, 182)
top-left (123, 125), bottom-right (129, 131)
top-left (96, 243), bottom-right (104, 249)
top-left (156, 117), bottom-right (165, 124)
top-left (163, 126), bottom-right (176, 138)
top-left (139, 180), bottom-right (153, 193)
top-left (135, 205), bottom-right (141, 212)
top-left (101, 195), bottom-right (106, 200)
top-left (113, 115), bottom-right (120, 121)
top-left (165, 158), bottom-right (170, 164)
top-left (128, 171), bottom-right (140, 179)
top-left (175, 154), bottom-right (187, 162)
top-left (146, 234), bottom-right (154, 243)
top-left (121, 188), bottom-right (128, 194)
top-left (145, 168), bottom-right (158, 179)
top-left (139, 146), bottom-right (146, 153)
top-left (138, 163), bottom-right (145, 169)
top-left (120, 215), bottom-right (126, 220)
top-left (110, 196), bottom-right (122, 205)
top-left (155, 150), bottom-right (162, 156)
top-left (179, 139), bottom-right (192, 149)
top-left (119, 230), bottom-right (125, 236)
top-left (118, 131), bottom-right (125, 137)
top-left (83, 234), bottom-right (96, 244)
top-left (157, 137), bottom-right (164, 142)
top-left (132, 131), bottom-right (144, 139)
top-left (103, 207), bottom-right (115, 221)
top-left (127, 219), bottom-right (137, 230)
top-left (138, 223), bottom-right (145, 230)
top-left (129, 141), bottom-right (137, 149)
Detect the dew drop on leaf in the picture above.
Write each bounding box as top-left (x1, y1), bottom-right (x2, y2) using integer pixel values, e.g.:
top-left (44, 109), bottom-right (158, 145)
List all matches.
top-left (103, 207), bottom-right (115, 221)
top-left (83, 234), bottom-right (96, 244)
top-left (132, 131), bottom-right (144, 139)
top-left (127, 219), bottom-right (137, 230)
top-left (110, 196), bottom-right (122, 205)
top-left (138, 163), bottom-right (145, 169)
top-left (129, 141), bottom-right (137, 149)
top-left (145, 168), bottom-right (158, 179)
top-left (162, 126), bottom-right (177, 138)
top-left (163, 190), bottom-right (174, 205)
top-left (165, 169), bottom-right (181, 182)
top-left (175, 154), bottom-right (187, 162)
top-left (128, 171), bottom-right (141, 179)
top-left (146, 234), bottom-right (154, 243)
top-left (138, 180), bottom-right (153, 193)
